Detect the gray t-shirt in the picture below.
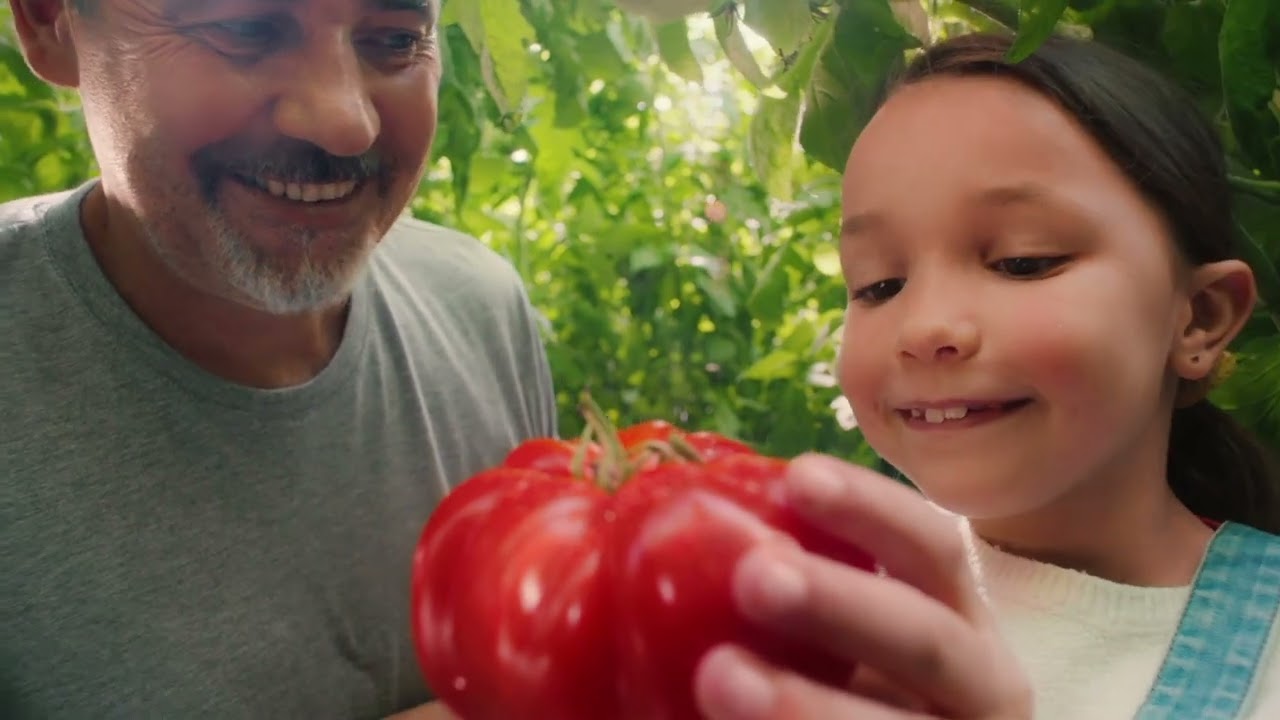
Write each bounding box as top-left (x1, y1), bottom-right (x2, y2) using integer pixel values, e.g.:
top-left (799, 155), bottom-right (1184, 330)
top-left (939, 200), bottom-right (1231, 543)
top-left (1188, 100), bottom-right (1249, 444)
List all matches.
top-left (0, 182), bottom-right (558, 719)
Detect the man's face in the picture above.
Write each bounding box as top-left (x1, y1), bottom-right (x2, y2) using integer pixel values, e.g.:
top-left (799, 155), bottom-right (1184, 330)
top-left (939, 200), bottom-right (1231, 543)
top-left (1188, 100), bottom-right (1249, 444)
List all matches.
top-left (69, 0), bottom-right (440, 313)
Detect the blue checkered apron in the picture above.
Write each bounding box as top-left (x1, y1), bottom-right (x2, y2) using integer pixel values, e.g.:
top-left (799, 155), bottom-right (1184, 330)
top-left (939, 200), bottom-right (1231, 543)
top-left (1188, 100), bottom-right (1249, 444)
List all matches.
top-left (1133, 522), bottom-right (1280, 719)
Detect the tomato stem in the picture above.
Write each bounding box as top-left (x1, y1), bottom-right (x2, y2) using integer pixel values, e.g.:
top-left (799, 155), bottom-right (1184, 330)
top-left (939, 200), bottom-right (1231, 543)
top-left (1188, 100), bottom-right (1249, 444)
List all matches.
top-left (634, 438), bottom-right (702, 464)
top-left (570, 420), bottom-right (595, 480)
top-left (576, 392), bottom-right (706, 491)
top-left (578, 391), bottom-right (630, 492)
top-left (667, 434), bottom-right (704, 462)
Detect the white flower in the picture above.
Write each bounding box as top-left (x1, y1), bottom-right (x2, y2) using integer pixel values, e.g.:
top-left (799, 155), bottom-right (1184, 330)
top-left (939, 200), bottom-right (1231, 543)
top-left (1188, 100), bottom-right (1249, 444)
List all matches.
top-left (830, 395), bottom-right (858, 430)
top-left (806, 362), bottom-right (838, 388)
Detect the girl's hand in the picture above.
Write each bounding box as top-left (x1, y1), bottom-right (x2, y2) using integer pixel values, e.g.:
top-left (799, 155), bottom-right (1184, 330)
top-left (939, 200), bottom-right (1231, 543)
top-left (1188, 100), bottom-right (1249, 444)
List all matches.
top-left (694, 454), bottom-right (1034, 720)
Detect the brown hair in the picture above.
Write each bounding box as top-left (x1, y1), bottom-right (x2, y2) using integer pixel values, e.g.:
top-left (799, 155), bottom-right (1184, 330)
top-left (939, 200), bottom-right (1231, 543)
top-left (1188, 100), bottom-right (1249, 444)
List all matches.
top-left (877, 32), bottom-right (1280, 532)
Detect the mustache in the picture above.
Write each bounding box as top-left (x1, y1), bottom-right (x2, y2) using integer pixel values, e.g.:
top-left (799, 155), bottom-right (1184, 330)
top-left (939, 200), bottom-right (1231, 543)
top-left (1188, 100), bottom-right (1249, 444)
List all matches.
top-left (193, 138), bottom-right (385, 186)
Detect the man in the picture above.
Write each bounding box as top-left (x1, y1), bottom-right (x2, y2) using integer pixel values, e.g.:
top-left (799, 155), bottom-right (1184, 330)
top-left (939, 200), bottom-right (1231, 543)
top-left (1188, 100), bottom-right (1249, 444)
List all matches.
top-left (1, 0), bottom-right (553, 717)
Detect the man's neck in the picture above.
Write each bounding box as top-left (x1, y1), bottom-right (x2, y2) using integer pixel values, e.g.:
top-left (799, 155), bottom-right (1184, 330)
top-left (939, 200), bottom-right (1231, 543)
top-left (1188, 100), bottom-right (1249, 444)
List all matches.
top-left (79, 184), bottom-right (349, 389)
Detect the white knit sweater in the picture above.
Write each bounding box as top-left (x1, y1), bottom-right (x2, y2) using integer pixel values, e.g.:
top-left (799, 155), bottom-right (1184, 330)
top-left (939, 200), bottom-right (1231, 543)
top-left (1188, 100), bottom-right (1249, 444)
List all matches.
top-left (959, 520), bottom-right (1280, 719)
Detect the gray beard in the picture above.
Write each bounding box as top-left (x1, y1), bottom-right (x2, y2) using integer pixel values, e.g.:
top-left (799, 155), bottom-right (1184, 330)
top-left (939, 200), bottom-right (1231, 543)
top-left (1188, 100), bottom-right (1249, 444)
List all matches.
top-left (144, 207), bottom-right (362, 316)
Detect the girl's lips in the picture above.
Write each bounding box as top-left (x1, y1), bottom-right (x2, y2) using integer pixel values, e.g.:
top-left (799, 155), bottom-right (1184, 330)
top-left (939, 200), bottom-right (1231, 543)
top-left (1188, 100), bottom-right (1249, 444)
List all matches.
top-left (896, 399), bottom-right (1033, 428)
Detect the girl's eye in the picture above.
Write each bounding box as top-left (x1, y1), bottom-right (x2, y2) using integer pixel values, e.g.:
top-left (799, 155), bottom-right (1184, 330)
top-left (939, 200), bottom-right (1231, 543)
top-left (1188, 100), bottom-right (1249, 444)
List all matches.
top-left (991, 256), bottom-right (1069, 278)
top-left (850, 278), bottom-right (904, 305)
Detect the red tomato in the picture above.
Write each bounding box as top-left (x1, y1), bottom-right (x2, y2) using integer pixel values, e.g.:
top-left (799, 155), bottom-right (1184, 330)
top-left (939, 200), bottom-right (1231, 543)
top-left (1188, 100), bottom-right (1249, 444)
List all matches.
top-left (617, 419), bottom-right (756, 473)
top-left (410, 413), bottom-right (876, 720)
top-left (503, 437), bottom-right (601, 479)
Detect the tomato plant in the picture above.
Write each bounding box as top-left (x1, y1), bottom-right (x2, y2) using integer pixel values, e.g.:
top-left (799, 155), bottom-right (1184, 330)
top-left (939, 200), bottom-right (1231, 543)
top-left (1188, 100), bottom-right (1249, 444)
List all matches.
top-left (410, 395), bottom-right (877, 720)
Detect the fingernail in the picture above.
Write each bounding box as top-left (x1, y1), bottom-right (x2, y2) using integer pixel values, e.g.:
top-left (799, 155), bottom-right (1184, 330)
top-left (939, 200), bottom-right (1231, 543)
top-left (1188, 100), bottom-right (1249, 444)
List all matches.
top-left (737, 547), bottom-right (807, 615)
top-left (708, 649), bottom-right (777, 720)
top-left (787, 457), bottom-right (844, 506)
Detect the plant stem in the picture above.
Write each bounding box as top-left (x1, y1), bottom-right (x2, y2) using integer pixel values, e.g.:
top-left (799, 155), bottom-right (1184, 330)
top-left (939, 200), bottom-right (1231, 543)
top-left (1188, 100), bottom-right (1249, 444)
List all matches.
top-left (1230, 175), bottom-right (1280, 201)
top-left (514, 172), bottom-right (534, 280)
top-left (954, 0), bottom-right (1018, 29)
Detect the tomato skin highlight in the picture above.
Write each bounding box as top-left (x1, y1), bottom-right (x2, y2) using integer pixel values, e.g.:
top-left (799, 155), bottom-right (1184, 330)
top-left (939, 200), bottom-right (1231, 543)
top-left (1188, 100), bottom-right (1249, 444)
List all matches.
top-left (411, 421), bottom-right (876, 720)
top-left (411, 469), bottom-right (621, 718)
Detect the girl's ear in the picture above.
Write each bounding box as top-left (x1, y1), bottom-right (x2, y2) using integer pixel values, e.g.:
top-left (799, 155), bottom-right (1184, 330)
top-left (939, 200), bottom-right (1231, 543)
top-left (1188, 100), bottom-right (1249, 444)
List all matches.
top-left (1170, 259), bottom-right (1256, 384)
top-left (9, 0), bottom-right (81, 89)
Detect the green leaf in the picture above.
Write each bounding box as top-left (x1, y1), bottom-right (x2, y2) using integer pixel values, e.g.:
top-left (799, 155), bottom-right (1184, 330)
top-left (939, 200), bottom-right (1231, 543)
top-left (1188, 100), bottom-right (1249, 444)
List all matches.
top-left (747, 17), bottom-right (830, 201)
top-left (764, 383), bottom-right (819, 455)
top-left (1007, 0), bottom-right (1070, 63)
top-left (1159, 0), bottom-right (1224, 98)
top-left (1212, 335), bottom-right (1280, 446)
top-left (746, 247), bottom-right (792, 325)
top-left (432, 83), bottom-right (481, 205)
top-left (711, 399), bottom-right (746, 439)
top-left (799, 0), bottom-right (920, 171)
top-left (740, 349), bottom-right (800, 381)
top-left (713, 7), bottom-right (775, 89)
top-left (743, 0), bottom-right (815, 56)
top-left (694, 273), bottom-right (739, 318)
top-left (0, 43), bottom-right (53, 100)
top-left (451, 0), bottom-right (535, 116)
top-left (577, 29), bottom-right (634, 83)
top-left (545, 31), bottom-right (589, 128)
top-left (630, 244), bottom-right (667, 273)
top-left (1219, 0), bottom-right (1280, 178)
top-left (653, 20), bottom-right (703, 83)
top-left (889, 0), bottom-right (932, 42)
top-left (706, 335), bottom-right (739, 364)
top-left (1235, 196), bottom-right (1280, 329)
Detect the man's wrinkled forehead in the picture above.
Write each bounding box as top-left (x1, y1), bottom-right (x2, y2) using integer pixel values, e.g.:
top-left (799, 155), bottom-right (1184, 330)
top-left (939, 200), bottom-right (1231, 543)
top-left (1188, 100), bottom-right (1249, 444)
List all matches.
top-left (158, 0), bottom-right (437, 21)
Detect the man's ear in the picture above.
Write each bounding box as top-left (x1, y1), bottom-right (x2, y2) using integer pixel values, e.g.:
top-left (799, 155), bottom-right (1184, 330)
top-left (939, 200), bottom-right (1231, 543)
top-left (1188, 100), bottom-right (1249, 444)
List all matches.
top-left (9, 0), bottom-right (81, 88)
top-left (1170, 259), bottom-right (1257, 383)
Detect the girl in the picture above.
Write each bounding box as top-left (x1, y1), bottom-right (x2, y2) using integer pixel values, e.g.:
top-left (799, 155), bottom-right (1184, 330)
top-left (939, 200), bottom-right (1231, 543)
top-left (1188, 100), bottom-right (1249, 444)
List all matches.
top-left (693, 31), bottom-right (1280, 720)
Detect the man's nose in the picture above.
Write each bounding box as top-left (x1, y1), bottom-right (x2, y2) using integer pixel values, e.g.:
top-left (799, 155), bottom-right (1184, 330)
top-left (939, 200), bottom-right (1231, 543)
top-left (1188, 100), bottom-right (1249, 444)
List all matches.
top-left (272, 40), bottom-right (380, 158)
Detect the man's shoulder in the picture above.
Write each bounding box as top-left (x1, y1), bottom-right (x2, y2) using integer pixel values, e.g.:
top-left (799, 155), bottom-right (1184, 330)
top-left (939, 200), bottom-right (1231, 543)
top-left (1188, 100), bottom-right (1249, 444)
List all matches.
top-left (373, 214), bottom-right (525, 303)
top-left (0, 187), bottom-right (79, 234)
top-left (0, 188), bottom-right (84, 290)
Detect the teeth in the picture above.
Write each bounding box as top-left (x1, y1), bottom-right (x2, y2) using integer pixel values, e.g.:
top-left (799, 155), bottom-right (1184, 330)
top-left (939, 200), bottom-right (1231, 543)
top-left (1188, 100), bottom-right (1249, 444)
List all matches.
top-left (914, 406), bottom-right (970, 424)
top-left (257, 178), bottom-right (359, 203)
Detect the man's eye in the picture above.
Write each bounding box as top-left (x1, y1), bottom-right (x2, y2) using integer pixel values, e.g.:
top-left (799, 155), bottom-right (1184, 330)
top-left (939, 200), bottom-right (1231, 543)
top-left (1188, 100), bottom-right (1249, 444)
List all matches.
top-left (850, 278), bottom-right (904, 305)
top-left (360, 29), bottom-right (432, 58)
top-left (991, 256), bottom-right (1069, 278)
top-left (201, 17), bottom-right (288, 56)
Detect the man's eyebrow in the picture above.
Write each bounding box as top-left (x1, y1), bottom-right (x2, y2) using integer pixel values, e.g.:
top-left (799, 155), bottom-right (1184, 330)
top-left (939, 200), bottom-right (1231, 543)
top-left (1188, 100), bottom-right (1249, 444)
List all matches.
top-left (163, 0), bottom-right (436, 22)
top-left (372, 0), bottom-right (436, 22)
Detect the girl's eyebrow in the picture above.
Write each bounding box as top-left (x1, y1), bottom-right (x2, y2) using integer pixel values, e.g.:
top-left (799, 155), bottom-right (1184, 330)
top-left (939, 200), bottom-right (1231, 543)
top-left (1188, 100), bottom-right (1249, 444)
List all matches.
top-left (841, 182), bottom-right (1079, 238)
top-left (840, 211), bottom-right (884, 238)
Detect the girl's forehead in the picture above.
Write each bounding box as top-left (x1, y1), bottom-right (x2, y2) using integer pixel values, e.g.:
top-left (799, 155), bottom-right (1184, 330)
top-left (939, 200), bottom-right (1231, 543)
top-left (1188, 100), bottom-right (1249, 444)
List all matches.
top-left (843, 79), bottom-right (1141, 219)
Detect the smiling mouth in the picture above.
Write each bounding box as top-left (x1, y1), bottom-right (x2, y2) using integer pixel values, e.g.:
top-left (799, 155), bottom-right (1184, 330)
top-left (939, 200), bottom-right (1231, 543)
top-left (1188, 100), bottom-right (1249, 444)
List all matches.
top-left (230, 173), bottom-right (362, 203)
top-left (897, 399), bottom-right (1032, 425)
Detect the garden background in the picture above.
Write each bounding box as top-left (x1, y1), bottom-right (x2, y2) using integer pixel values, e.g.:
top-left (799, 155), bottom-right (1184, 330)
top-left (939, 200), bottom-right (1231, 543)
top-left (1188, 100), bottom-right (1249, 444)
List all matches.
top-left (3, 0), bottom-right (1277, 467)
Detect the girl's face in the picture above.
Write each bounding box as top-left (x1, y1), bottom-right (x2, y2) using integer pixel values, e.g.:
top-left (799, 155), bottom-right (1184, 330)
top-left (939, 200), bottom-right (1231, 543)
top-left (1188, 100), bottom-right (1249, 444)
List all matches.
top-left (836, 75), bottom-right (1192, 521)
